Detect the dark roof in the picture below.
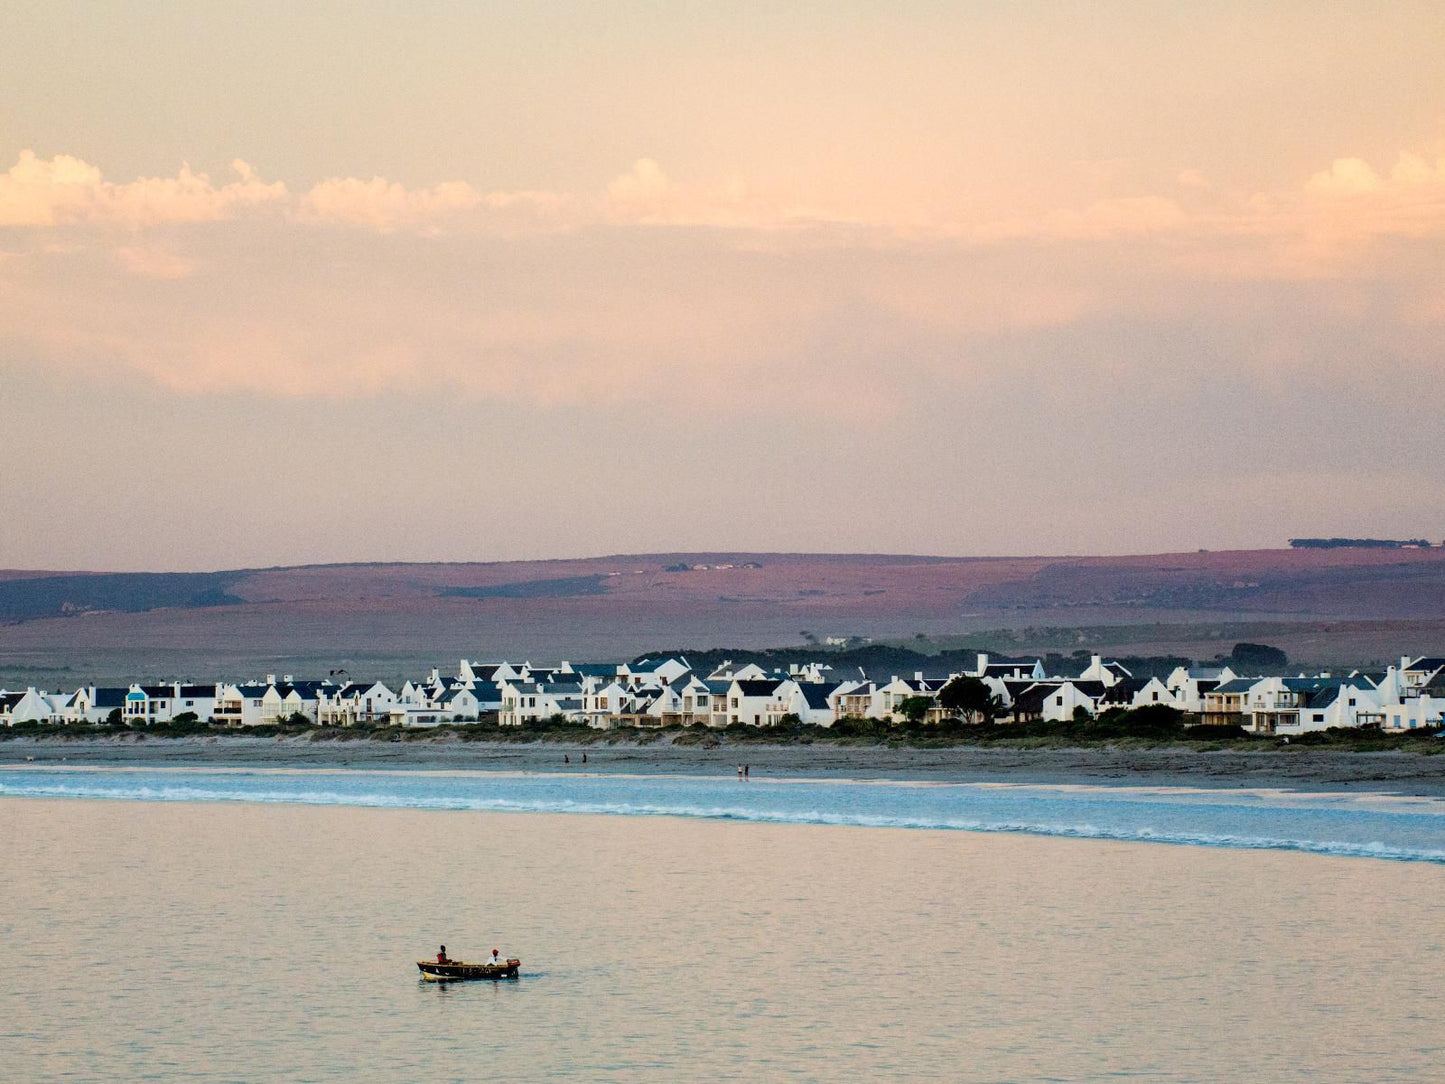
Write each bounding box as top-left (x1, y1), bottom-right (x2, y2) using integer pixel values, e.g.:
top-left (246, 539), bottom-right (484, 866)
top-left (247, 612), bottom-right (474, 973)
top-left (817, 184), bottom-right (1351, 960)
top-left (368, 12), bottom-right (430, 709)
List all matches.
top-left (178, 684), bottom-right (215, 698)
top-left (1305, 686), bottom-right (1343, 710)
top-left (0, 692), bottom-right (23, 709)
top-left (1408, 657), bottom-right (1445, 672)
top-left (1008, 683), bottom-right (1057, 714)
top-left (93, 688), bottom-right (128, 708)
top-left (1099, 678), bottom-right (1148, 704)
top-left (734, 680), bottom-right (783, 697)
top-left (985, 662), bottom-right (1038, 677)
top-left (1214, 678), bottom-right (1258, 694)
top-left (798, 684), bottom-right (836, 710)
top-left (569, 663), bottom-right (618, 677)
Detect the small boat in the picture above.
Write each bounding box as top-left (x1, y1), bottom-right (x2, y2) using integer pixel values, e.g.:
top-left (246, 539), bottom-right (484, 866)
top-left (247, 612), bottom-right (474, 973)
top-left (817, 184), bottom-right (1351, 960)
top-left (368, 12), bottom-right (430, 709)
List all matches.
top-left (417, 958), bottom-right (521, 982)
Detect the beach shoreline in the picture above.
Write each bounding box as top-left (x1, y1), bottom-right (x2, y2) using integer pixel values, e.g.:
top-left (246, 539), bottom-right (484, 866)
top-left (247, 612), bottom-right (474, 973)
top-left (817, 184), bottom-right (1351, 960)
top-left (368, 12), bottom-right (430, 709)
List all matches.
top-left (5, 733), bottom-right (1445, 796)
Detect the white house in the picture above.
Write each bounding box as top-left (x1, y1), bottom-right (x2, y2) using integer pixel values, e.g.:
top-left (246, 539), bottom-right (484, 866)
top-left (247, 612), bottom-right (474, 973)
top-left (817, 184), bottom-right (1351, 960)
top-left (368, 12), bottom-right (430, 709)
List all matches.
top-left (1274, 681), bottom-right (1382, 734)
top-left (833, 682), bottom-right (881, 721)
top-left (877, 675), bottom-right (949, 720)
top-left (766, 680), bottom-right (838, 726)
top-left (1076, 655), bottom-right (1132, 688)
top-left (1165, 666), bottom-right (1237, 715)
top-left (318, 681), bottom-right (397, 726)
top-left (724, 679), bottom-right (786, 726)
top-left (1382, 694), bottom-right (1445, 732)
top-left (0, 687), bottom-right (68, 724)
top-left (499, 681), bottom-right (583, 726)
top-left (1040, 681), bottom-right (1109, 722)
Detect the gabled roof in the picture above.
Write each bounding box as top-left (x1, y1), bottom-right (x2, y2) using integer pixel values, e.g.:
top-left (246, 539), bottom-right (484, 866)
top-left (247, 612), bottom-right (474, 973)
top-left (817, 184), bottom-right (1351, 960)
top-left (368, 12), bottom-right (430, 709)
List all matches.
top-left (1305, 686), bottom-right (1343, 710)
top-left (1099, 678), bottom-right (1148, 704)
top-left (733, 679), bottom-right (783, 697)
top-left (1214, 678), bottom-right (1259, 694)
top-left (1008, 683), bottom-right (1057, 714)
top-left (984, 661), bottom-right (1038, 677)
top-left (798, 683), bottom-right (837, 710)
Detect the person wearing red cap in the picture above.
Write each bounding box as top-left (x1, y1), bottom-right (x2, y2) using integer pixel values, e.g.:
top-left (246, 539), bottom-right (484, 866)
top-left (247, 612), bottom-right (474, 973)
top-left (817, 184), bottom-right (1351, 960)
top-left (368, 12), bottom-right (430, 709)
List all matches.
top-left (488, 948), bottom-right (502, 967)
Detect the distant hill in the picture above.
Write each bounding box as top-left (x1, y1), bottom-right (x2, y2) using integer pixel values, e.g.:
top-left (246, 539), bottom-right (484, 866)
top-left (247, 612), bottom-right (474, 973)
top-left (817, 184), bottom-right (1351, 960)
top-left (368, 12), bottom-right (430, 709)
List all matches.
top-left (4, 548), bottom-right (1445, 679)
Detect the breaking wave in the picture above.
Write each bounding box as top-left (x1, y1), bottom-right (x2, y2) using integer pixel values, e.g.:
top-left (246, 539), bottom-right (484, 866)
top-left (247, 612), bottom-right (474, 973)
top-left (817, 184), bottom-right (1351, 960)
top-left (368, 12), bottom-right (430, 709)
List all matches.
top-left (3, 769), bottom-right (1444, 865)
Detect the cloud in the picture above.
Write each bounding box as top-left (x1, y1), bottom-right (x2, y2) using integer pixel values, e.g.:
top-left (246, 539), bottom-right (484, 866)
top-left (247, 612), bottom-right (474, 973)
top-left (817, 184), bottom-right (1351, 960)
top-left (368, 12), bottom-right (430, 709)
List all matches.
top-left (605, 158), bottom-right (671, 205)
top-left (0, 151), bottom-right (287, 228)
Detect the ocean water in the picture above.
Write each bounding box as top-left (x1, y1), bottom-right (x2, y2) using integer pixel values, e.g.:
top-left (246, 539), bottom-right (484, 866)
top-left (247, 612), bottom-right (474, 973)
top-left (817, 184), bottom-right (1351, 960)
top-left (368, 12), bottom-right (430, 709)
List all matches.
top-left (2, 775), bottom-right (1444, 1081)
top-left (3, 767), bottom-right (1445, 863)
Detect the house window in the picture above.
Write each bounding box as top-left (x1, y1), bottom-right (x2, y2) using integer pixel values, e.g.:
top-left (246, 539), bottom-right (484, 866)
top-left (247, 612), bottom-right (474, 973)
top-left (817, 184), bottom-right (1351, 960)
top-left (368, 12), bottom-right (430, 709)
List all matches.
top-left (1313, 713), bottom-right (1324, 722)
top-left (1055, 696), bottom-right (1063, 706)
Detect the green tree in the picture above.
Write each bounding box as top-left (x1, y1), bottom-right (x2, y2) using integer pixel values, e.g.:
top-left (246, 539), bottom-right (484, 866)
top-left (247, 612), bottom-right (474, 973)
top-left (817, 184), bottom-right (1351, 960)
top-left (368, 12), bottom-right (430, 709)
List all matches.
top-left (937, 676), bottom-right (999, 725)
top-left (895, 696), bottom-right (933, 725)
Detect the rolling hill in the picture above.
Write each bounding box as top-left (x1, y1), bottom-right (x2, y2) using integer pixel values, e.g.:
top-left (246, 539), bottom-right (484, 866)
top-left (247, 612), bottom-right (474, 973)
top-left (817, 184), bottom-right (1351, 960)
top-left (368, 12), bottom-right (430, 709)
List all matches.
top-left (4, 547), bottom-right (1445, 682)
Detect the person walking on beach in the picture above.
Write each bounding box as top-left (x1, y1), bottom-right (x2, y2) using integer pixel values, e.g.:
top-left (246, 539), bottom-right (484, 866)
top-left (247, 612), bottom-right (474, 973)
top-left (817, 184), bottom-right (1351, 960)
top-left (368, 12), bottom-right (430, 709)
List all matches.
top-left (564, 754), bottom-right (570, 764)
top-left (737, 764), bottom-right (744, 778)
top-left (582, 752), bottom-right (587, 764)
top-left (744, 764), bottom-right (749, 778)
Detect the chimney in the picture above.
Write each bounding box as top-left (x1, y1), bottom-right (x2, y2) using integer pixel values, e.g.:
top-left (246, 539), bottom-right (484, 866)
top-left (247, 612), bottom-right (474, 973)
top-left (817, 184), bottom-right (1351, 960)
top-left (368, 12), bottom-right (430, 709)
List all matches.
top-left (1091, 654), bottom-right (1102, 672)
top-left (1402, 655), bottom-right (1412, 673)
top-left (976, 653), bottom-right (989, 675)
top-left (915, 671), bottom-right (924, 682)
top-left (283, 674), bottom-right (294, 683)
top-left (266, 674), bottom-right (277, 685)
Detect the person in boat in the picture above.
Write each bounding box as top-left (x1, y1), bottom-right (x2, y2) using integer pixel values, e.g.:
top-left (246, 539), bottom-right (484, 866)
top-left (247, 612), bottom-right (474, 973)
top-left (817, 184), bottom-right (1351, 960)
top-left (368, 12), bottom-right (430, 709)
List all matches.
top-left (436, 945), bottom-right (450, 964)
top-left (488, 948), bottom-right (502, 967)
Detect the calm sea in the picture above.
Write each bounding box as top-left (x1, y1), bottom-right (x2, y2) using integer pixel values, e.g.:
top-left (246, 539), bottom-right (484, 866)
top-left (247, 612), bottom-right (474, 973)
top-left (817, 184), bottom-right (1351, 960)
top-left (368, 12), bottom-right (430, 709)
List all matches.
top-left (2, 770), bottom-right (1443, 1081)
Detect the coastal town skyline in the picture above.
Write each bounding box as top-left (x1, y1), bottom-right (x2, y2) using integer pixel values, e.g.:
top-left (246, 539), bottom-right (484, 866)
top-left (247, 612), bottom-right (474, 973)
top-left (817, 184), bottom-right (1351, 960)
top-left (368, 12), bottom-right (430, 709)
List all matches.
top-left (5, 1), bottom-right (1445, 571)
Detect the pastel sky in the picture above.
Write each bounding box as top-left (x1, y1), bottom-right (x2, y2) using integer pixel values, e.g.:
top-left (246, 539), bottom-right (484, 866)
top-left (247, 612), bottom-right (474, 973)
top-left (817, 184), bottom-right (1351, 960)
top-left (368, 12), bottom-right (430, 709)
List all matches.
top-left (3, 1), bottom-right (1444, 571)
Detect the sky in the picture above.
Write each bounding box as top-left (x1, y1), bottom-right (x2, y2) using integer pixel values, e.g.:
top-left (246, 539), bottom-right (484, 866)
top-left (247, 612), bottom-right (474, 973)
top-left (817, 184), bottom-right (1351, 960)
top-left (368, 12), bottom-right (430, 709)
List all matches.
top-left (2, 1), bottom-right (1443, 571)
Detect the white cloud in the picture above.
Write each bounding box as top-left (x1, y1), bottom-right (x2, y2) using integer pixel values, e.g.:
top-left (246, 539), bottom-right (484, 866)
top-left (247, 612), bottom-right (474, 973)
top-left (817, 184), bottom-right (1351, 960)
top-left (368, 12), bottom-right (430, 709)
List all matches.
top-left (0, 151), bottom-right (287, 227)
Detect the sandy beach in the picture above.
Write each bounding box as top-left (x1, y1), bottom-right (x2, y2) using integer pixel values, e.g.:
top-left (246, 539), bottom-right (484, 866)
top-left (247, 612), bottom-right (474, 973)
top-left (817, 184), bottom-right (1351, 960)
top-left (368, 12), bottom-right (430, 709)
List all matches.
top-left (4, 732), bottom-right (1445, 795)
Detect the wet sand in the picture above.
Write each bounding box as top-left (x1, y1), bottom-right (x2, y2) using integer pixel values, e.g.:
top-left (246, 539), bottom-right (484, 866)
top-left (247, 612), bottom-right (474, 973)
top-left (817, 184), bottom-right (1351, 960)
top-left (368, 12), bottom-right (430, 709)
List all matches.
top-left (5, 733), bottom-right (1445, 795)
